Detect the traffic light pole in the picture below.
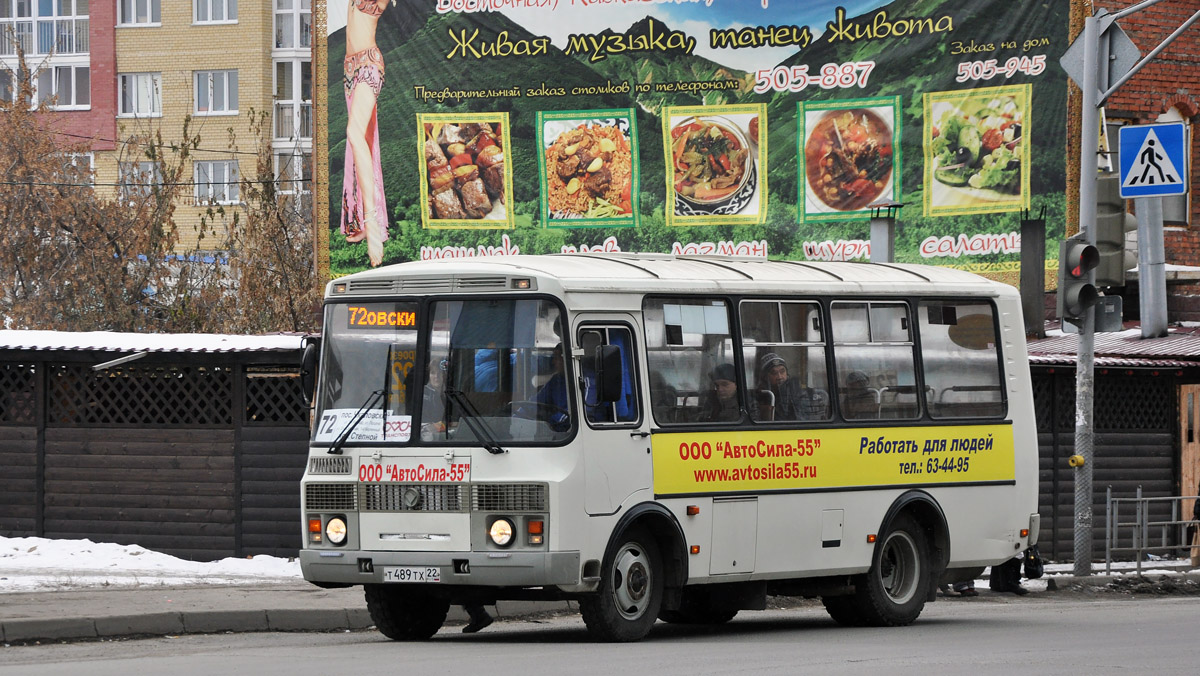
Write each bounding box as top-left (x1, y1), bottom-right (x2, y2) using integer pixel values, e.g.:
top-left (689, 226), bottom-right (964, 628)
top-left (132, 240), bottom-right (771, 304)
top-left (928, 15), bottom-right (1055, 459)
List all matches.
top-left (1072, 13), bottom-right (1100, 577)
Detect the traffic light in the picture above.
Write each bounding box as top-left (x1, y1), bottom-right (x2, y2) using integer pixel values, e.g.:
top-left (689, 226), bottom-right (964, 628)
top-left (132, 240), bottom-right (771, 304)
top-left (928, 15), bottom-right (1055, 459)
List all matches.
top-left (1057, 231), bottom-right (1099, 322)
top-left (1094, 173), bottom-right (1137, 287)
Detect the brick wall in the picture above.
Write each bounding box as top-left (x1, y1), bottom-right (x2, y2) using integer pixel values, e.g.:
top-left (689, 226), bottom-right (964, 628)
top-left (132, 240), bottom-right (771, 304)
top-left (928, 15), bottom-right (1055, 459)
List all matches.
top-left (93, 2), bottom-right (276, 250)
top-left (36, 2), bottom-right (116, 152)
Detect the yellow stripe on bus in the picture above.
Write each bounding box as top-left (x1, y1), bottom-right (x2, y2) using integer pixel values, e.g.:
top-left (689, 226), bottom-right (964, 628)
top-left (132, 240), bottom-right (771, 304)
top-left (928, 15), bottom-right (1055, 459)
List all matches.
top-left (651, 424), bottom-right (1015, 495)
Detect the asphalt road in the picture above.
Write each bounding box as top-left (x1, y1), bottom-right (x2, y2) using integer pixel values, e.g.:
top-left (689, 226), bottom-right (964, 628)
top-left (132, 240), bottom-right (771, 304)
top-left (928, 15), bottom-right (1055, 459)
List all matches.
top-left (2, 594), bottom-right (1196, 675)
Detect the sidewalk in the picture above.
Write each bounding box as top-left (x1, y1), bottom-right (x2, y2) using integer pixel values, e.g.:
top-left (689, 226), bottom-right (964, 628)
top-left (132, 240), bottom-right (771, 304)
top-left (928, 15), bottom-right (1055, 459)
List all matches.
top-left (4, 567), bottom-right (1198, 645)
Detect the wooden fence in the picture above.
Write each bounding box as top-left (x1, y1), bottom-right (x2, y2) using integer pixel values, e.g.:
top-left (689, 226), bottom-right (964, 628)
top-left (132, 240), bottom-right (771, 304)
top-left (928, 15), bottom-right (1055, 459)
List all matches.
top-left (0, 352), bottom-right (309, 562)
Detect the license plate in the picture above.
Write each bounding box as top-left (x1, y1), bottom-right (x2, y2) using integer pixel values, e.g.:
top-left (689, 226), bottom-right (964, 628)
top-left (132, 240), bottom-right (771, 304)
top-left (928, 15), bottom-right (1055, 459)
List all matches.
top-left (383, 566), bottom-right (441, 583)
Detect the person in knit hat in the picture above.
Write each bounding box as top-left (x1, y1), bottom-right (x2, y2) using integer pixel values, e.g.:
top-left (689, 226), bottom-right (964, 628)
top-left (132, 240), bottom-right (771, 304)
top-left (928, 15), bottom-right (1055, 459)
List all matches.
top-left (756, 352), bottom-right (829, 421)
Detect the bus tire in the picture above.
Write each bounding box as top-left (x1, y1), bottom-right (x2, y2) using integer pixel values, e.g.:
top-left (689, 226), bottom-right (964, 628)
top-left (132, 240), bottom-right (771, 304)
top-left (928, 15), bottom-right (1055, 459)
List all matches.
top-left (580, 527), bottom-right (663, 642)
top-left (364, 584), bottom-right (449, 640)
top-left (658, 588), bottom-right (737, 625)
top-left (855, 513), bottom-right (930, 626)
top-left (821, 595), bottom-right (867, 627)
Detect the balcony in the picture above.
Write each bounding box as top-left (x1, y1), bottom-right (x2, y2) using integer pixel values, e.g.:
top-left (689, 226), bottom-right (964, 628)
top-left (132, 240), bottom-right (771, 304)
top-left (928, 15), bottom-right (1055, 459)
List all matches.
top-left (274, 102), bottom-right (313, 141)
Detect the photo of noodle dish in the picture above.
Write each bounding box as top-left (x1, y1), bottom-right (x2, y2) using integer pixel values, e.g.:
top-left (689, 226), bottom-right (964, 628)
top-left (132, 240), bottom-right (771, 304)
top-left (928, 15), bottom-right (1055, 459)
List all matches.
top-left (804, 107), bottom-right (894, 213)
top-left (543, 118), bottom-right (633, 220)
top-left (671, 116), bottom-right (753, 208)
top-left (423, 120), bottom-right (506, 221)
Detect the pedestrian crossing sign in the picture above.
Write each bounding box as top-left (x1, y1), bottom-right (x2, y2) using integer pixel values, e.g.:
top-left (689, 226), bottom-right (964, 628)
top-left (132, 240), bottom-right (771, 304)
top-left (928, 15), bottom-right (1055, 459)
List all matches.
top-left (1118, 123), bottom-right (1189, 198)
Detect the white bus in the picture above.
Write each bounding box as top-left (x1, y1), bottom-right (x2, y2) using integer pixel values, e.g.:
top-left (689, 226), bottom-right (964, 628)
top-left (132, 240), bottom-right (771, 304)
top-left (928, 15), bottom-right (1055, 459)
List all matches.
top-left (299, 254), bottom-right (1039, 642)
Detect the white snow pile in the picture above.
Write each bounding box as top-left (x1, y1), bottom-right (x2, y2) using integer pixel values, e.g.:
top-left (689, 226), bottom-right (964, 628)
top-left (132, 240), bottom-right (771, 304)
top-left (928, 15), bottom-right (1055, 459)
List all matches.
top-left (0, 536), bottom-right (301, 592)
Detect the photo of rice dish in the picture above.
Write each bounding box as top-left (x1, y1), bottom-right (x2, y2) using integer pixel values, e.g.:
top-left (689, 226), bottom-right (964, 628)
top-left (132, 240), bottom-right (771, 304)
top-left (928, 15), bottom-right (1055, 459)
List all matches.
top-left (545, 123), bottom-right (633, 219)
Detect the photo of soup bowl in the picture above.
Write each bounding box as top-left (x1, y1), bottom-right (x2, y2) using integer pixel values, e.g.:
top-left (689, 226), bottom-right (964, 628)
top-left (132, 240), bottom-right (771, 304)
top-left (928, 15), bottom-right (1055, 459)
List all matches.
top-left (803, 107), bottom-right (894, 213)
top-left (670, 116), bottom-right (754, 206)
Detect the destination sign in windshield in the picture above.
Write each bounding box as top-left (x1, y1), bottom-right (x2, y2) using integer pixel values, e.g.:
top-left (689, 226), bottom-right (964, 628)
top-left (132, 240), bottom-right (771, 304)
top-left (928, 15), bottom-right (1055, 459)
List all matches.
top-left (346, 304), bottom-right (418, 330)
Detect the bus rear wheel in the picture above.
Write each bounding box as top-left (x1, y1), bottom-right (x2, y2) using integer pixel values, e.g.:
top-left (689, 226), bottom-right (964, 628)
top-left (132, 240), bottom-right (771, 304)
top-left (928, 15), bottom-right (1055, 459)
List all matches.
top-left (364, 584), bottom-right (449, 640)
top-left (855, 513), bottom-right (931, 626)
top-left (580, 527), bottom-right (663, 642)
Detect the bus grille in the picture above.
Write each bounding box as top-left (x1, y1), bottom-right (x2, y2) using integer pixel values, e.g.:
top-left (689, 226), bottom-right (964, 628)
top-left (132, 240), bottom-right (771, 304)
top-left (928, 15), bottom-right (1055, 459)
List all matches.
top-left (308, 456), bottom-right (352, 475)
top-left (359, 483), bottom-right (466, 512)
top-left (472, 483), bottom-right (548, 512)
top-left (305, 483), bottom-right (356, 510)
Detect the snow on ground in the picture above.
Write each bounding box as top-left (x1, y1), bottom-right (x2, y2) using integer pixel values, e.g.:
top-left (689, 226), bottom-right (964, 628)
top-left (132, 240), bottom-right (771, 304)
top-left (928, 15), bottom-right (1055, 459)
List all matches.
top-left (0, 535), bottom-right (1191, 593)
top-left (0, 536), bottom-right (301, 592)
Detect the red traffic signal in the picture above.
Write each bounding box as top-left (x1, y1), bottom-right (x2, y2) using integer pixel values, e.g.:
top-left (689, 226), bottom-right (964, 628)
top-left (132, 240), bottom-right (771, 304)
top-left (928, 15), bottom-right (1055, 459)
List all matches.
top-left (1057, 232), bottom-right (1099, 321)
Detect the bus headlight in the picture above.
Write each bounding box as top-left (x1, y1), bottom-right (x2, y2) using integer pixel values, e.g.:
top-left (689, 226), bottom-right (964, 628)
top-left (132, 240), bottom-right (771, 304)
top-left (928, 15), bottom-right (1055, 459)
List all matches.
top-left (326, 517), bottom-right (348, 546)
top-left (488, 518), bottom-right (514, 547)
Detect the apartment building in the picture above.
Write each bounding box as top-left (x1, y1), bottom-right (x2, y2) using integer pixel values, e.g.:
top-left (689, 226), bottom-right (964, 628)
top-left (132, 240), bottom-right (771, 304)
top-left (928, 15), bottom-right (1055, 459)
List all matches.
top-left (1, 1), bottom-right (311, 250)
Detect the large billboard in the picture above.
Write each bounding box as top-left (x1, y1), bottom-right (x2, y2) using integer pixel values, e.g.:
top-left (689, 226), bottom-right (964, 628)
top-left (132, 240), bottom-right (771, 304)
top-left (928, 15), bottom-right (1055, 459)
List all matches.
top-left (317, 0), bottom-right (1068, 278)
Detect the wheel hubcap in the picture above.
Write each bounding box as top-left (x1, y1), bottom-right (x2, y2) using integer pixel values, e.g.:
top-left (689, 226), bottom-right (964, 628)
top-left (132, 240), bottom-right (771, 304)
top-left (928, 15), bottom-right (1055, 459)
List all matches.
top-left (611, 543), bottom-right (651, 620)
top-left (880, 531), bottom-right (919, 604)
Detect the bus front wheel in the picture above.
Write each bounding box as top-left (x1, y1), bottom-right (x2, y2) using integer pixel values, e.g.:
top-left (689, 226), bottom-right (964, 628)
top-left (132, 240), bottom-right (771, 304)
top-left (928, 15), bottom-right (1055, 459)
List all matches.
top-left (580, 527), bottom-right (663, 642)
top-left (856, 513), bottom-right (930, 626)
top-left (364, 584), bottom-right (449, 640)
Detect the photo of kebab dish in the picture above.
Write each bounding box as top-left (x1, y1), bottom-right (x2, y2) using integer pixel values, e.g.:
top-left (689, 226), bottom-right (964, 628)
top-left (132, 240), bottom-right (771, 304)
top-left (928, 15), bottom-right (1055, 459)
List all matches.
top-left (544, 121), bottom-right (633, 219)
top-left (424, 122), bottom-right (505, 220)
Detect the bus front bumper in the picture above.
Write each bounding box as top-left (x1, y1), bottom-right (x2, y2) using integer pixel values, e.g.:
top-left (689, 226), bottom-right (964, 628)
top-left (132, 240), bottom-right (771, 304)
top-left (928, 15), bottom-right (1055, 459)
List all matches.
top-left (299, 549), bottom-right (581, 587)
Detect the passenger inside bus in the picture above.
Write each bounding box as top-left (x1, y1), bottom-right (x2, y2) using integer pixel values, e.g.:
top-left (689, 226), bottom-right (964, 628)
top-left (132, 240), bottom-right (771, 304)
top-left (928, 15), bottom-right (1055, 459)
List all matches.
top-left (534, 344), bottom-right (570, 430)
top-left (841, 370), bottom-right (879, 420)
top-left (755, 352), bottom-right (830, 422)
top-left (704, 363), bottom-right (740, 422)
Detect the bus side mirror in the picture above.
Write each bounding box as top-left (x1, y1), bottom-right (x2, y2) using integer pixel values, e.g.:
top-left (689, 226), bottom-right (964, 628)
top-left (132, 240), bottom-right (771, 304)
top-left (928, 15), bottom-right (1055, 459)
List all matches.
top-left (300, 338), bottom-right (320, 407)
top-left (594, 344), bottom-right (623, 403)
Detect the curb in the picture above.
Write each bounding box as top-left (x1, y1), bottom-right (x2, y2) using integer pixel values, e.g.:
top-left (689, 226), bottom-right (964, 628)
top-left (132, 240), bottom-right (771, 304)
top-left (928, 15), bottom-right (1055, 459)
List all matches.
top-left (1, 600), bottom-right (575, 644)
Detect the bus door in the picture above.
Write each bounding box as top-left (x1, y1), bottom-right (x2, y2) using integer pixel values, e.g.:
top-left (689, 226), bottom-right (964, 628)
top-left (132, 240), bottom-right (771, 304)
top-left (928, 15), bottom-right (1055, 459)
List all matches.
top-left (576, 321), bottom-right (649, 515)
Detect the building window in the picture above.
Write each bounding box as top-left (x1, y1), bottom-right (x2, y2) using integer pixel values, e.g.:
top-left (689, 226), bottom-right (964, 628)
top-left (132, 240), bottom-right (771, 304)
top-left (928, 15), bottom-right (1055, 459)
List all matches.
top-left (273, 59), bottom-right (311, 140)
top-left (118, 0), bottom-right (159, 26)
top-left (118, 72), bottom-right (160, 116)
top-left (1, 0), bottom-right (88, 57)
top-left (0, 67), bottom-right (12, 101)
top-left (119, 160), bottom-right (161, 200)
top-left (275, 152), bottom-right (311, 195)
top-left (195, 0), bottom-right (236, 24)
top-left (274, 0), bottom-right (310, 49)
top-left (195, 160), bottom-right (239, 204)
top-left (61, 152), bottom-right (94, 185)
top-left (194, 69), bottom-right (237, 115)
top-left (35, 63), bottom-right (89, 108)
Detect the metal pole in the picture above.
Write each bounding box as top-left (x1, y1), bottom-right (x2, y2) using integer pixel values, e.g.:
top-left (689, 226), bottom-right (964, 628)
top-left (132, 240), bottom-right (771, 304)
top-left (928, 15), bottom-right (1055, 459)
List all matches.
top-left (1073, 13), bottom-right (1101, 578)
top-left (1105, 485), bottom-right (1112, 575)
top-left (1135, 197), bottom-right (1167, 337)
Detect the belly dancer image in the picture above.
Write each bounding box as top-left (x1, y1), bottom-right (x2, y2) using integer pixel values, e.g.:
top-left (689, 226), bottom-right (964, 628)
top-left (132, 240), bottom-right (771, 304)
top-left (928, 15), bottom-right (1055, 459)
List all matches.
top-left (341, 0), bottom-right (392, 267)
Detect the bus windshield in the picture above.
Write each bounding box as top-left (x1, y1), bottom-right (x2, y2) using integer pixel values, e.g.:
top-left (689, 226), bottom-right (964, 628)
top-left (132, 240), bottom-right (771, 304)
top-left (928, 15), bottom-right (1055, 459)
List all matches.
top-left (421, 298), bottom-right (570, 445)
top-left (313, 298), bottom-right (571, 447)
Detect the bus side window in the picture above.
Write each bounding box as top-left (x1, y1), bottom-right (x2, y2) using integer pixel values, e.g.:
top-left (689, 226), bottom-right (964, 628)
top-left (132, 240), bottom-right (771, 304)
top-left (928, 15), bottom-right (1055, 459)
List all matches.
top-left (580, 326), bottom-right (640, 426)
top-left (644, 298), bottom-right (735, 426)
top-left (918, 301), bottom-right (1006, 419)
top-left (831, 301), bottom-right (918, 421)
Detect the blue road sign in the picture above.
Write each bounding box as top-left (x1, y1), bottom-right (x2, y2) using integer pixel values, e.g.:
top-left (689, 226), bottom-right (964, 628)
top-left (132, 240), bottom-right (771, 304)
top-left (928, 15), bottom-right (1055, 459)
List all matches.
top-left (1119, 122), bottom-right (1188, 198)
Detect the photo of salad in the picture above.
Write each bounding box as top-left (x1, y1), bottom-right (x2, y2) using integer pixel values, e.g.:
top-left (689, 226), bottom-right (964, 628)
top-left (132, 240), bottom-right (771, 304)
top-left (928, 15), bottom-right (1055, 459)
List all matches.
top-left (924, 85), bottom-right (1031, 216)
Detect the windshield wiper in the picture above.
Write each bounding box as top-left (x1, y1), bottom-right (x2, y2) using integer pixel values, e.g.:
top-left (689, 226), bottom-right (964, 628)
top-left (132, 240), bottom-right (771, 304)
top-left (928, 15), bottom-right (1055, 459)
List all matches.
top-left (445, 387), bottom-right (506, 455)
top-left (327, 389), bottom-right (384, 455)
